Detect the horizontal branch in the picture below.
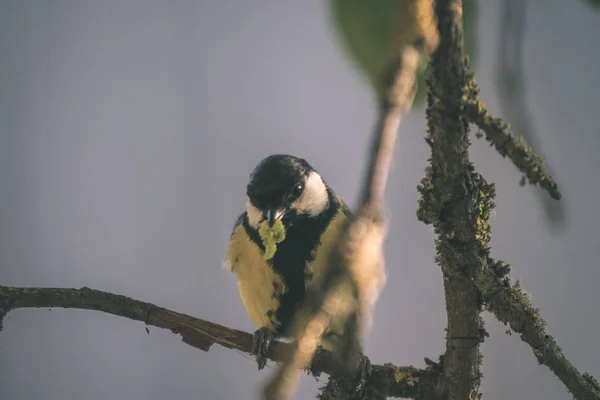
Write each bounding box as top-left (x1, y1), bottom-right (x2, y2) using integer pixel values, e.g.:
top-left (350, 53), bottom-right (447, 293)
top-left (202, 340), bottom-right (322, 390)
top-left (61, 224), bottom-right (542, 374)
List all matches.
top-left (476, 261), bottom-right (600, 400)
top-left (0, 285), bottom-right (433, 399)
top-left (465, 96), bottom-right (561, 200)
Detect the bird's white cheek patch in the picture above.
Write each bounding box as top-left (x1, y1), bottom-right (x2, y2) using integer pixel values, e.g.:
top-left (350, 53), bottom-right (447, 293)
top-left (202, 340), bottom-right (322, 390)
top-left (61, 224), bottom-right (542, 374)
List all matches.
top-left (246, 197), bottom-right (262, 228)
top-left (293, 171), bottom-right (329, 216)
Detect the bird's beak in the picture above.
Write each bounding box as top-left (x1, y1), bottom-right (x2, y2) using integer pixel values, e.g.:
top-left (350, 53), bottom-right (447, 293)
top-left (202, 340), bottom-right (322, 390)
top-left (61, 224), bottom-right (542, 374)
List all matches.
top-left (263, 209), bottom-right (286, 227)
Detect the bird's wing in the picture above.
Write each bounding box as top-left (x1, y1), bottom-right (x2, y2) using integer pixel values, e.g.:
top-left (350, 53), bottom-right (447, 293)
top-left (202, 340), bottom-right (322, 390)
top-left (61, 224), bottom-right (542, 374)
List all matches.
top-left (222, 213), bottom-right (246, 271)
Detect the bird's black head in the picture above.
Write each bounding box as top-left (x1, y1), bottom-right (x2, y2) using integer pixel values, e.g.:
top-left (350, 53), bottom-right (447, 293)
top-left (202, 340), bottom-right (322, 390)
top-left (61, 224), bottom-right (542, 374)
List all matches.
top-left (245, 154), bottom-right (329, 228)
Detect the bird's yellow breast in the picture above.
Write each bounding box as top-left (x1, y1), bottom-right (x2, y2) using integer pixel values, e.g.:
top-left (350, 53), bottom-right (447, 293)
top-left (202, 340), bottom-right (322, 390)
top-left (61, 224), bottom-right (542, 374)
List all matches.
top-left (226, 221), bottom-right (285, 330)
top-left (225, 203), bottom-right (351, 338)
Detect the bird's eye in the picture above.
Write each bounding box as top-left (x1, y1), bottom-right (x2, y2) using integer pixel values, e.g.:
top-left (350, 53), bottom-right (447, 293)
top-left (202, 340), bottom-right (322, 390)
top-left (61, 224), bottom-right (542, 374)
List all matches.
top-left (292, 183), bottom-right (304, 197)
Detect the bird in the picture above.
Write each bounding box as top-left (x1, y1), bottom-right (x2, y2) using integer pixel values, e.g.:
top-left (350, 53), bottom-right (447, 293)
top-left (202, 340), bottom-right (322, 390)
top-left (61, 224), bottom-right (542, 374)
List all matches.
top-left (223, 154), bottom-right (353, 370)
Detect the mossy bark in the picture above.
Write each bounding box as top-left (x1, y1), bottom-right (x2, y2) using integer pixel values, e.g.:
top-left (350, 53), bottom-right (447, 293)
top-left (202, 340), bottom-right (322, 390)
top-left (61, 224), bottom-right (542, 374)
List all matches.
top-left (417, 1), bottom-right (487, 398)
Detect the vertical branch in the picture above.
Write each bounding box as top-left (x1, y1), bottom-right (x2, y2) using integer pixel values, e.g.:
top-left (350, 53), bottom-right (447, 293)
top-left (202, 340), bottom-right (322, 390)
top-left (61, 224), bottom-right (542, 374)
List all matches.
top-left (262, 47), bottom-right (419, 400)
top-left (417, 0), bottom-right (486, 399)
top-left (262, 2), bottom-right (440, 399)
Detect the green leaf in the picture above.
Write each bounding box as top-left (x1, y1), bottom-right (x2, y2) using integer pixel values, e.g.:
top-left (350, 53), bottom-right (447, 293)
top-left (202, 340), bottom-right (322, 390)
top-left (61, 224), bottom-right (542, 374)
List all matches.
top-left (329, 0), bottom-right (479, 107)
top-left (330, 0), bottom-right (399, 95)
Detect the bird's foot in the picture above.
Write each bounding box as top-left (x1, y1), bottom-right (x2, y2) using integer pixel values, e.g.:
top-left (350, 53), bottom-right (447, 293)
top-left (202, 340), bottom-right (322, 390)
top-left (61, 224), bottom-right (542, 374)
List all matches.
top-left (251, 326), bottom-right (272, 370)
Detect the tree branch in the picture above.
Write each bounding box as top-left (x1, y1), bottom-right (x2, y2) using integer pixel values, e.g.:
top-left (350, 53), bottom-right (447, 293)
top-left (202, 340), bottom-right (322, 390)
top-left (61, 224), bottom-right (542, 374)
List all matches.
top-left (491, 0), bottom-right (566, 228)
top-left (417, 1), bottom-right (486, 399)
top-left (425, 2), bottom-right (596, 398)
top-left (262, 1), bottom-right (440, 398)
top-left (475, 261), bottom-right (600, 400)
top-left (449, 8), bottom-right (596, 395)
top-left (0, 285), bottom-right (436, 399)
top-left (1, 2), bottom-right (590, 400)
top-left (417, 1), bottom-right (592, 399)
top-left (463, 1), bottom-right (564, 205)
top-left (465, 96), bottom-right (561, 201)
top-left (416, 2), bottom-right (598, 394)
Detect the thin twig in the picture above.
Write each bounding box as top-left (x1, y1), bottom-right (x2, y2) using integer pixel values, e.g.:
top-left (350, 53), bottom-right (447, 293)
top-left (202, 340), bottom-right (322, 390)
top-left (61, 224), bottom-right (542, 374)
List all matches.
top-left (361, 46), bottom-right (424, 207)
top-left (465, 97), bottom-right (561, 201)
top-left (263, 40), bottom-right (427, 400)
top-left (493, 0), bottom-right (566, 227)
top-left (476, 261), bottom-right (600, 400)
top-left (0, 285), bottom-right (434, 399)
top-left (263, 0), bottom-right (442, 397)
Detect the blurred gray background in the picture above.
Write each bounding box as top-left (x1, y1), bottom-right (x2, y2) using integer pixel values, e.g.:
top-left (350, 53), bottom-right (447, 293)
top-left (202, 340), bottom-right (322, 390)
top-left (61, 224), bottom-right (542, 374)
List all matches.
top-left (0, 1), bottom-right (598, 399)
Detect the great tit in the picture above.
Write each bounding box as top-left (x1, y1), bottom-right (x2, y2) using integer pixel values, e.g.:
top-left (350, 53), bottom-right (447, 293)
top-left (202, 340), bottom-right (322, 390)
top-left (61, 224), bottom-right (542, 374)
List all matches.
top-left (224, 154), bottom-right (352, 370)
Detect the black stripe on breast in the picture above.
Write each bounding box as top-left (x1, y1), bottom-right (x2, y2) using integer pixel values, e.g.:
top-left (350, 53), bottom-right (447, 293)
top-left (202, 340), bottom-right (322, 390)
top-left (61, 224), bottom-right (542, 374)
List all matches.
top-left (242, 188), bottom-right (340, 335)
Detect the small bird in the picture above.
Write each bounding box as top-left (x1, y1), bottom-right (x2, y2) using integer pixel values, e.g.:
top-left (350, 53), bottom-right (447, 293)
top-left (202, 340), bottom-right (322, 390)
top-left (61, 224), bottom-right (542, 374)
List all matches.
top-left (224, 154), bottom-right (352, 369)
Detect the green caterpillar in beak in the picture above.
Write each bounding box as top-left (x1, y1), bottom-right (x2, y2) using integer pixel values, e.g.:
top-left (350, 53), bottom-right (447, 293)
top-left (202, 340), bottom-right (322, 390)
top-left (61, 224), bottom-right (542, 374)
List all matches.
top-left (258, 219), bottom-right (286, 260)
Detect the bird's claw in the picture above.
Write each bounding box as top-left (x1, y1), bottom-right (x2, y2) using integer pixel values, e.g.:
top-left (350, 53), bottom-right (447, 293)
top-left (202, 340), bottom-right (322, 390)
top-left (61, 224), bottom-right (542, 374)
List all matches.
top-left (251, 326), bottom-right (272, 370)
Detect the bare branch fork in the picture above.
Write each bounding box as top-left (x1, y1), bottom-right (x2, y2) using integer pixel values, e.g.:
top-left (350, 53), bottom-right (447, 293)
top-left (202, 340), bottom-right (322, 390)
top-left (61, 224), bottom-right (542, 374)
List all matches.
top-left (1, 1), bottom-right (599, 400)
